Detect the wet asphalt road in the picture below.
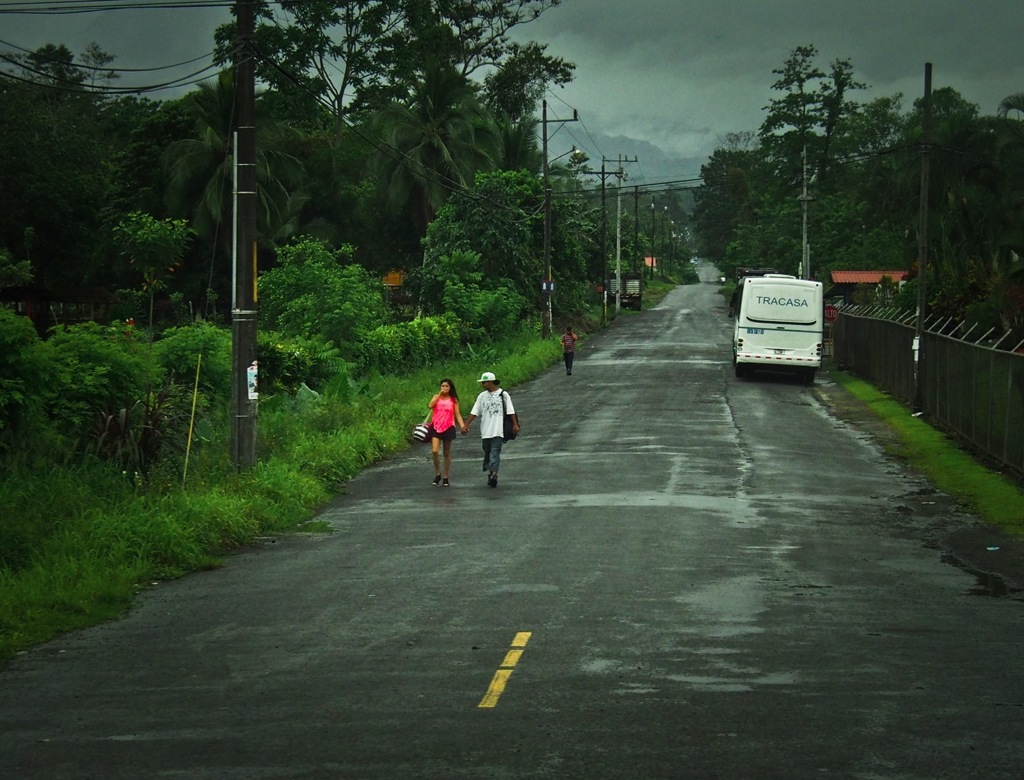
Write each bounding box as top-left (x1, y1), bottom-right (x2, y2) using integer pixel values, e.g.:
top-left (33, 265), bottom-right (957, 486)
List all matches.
top-left (2, 266), bottom-right (1023, 779)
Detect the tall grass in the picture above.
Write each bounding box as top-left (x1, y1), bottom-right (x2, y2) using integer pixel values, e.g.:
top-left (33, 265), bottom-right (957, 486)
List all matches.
top-left (0, 329), bottom-right (564, 663)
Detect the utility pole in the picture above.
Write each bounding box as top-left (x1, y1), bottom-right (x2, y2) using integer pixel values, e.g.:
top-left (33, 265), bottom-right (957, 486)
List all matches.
top-left (600, 157), bottom-right (607, 323)
top-left (632, 186), bottom-right (640, 277)
top-left (541, 100), bottom-right (577, 338)
top-left (649, 195), bottom-right (656, 280)
top-left (609, 156), bottom-right (636, 313)
top-left (662, 206), bottom-right (668, 276)
top-left (669, 219), bottom-right (675, 276)
top-left (798, 144), bottom-right (813, 280)
top-left (914, 63), bottom-right (933, 413)
top-left (579, 157), bottom-right (631, 322)
top-left (616, 177), bottom-right (622, 313)
top-left (231, 0), bottom-right (258, 469)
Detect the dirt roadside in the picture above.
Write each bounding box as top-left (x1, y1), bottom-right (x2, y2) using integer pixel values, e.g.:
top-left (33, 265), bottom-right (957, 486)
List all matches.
top-left (814, 369), bottom-right (1024, 596)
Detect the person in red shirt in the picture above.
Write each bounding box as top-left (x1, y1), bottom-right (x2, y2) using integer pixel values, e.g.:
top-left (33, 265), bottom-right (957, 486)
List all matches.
top-left (561, 326), bottom-right (579, 375)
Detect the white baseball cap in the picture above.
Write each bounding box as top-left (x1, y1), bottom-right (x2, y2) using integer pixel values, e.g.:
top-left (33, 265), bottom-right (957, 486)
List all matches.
top-left (477, 371), bottom-right (497, 383)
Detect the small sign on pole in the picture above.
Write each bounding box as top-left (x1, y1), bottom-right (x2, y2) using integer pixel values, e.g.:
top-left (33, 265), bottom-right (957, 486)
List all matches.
top-left (541, 280), bottom-right (555, 294)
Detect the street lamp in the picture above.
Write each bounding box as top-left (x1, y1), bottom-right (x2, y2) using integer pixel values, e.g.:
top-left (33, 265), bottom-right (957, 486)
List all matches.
top-left (662, 206), bottom-right (668, 277)
top-left (669, 220), bottom-right (675, 276)
top-left (649, 197), bottom-right (656, 280)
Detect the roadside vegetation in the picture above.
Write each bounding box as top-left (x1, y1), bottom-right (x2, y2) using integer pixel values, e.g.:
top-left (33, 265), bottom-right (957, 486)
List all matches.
top-left (0, 319), bottom-right (576, 664)
top-left (828, 369), bottom-right (1024, 536)
top-left (0, 271), bottom-right (681, 665)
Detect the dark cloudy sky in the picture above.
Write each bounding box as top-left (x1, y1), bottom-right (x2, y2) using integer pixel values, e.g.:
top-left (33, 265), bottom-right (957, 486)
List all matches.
top-left (514, 0), bottom-right (1024, 180)
top-left (3, 0), bottom-right (1022, 182)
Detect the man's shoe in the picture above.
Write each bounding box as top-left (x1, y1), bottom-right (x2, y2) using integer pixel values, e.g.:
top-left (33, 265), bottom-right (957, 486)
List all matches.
top-left (432, 474), bottom-right (442, 486)
top-left (487, 473), bottom-right (498, 488)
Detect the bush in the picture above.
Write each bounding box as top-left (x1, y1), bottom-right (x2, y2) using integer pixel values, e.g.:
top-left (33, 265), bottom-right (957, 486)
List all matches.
top-left (0, 308), bottom-right (57, 440)
top-left (358, 314), bottom-right (463, 374)
top-left (258, 238), bottom-right (390, 361)
top-left (154, 322), bottom-right (232, 397)
top-left (442, 282), bottom-right (529, 342)
top-left (257, 331), bottom-right (347, 395)
top-left (42, 322), bottom-right (163, 442)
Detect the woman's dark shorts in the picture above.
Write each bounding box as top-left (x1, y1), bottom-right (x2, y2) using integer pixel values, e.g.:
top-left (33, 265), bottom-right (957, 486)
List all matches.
top-left (432, 425), bottom-right (457, 442)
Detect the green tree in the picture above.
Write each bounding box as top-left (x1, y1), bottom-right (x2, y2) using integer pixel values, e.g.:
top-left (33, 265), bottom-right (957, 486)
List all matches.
top-left (816, 57), bottom-right (866, 184)
top-left (161, 71), bottom-right (307, 289)
top-left (759, 45), bottom-right (865, 188)
top-left (394, 0), bottom-right (566, 80)
top-left (759, 44), bottom-right (826, 182)
top-left (691, 133), bottom-right (762, 270)
top-left (215, 0), bottom-right (404, 130)
top-left (0, 308), bottom-right (56, 442)
top-left (0, 248), bottom-right (33, 289)
top-left (421, 169), bottom-right (541, 304)
top-left (494, 116), bottom-right (543, 173)
top-left (0, 45), bottom-right (116, 286)
top-left (482, 41), bottom-right (574, 121)
top-left (370, 60), bottom-right (499, 235)
top-left (257, 237), bottom-right (390, 361)
top-left (112, 212), bottom-right (193, 330)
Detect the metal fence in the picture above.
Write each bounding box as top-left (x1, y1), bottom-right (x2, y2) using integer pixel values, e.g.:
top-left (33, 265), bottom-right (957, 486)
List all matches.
top-left (833, 305), bottom-right (1024, 477)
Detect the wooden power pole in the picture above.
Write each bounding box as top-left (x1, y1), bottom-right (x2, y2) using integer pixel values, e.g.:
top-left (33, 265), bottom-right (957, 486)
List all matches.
top-left (232, 0), bottom-right (258, 468)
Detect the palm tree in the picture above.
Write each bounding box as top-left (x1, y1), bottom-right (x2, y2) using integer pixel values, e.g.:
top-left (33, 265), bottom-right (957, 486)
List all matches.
top-left (997, 93), bottom-right (1024, 127)
top-left (495, 116), bottom-right (542, 173)
top-left (162, 70), bottom-right (306, 262)
top-left (370, 60), bottom-right (499, 235)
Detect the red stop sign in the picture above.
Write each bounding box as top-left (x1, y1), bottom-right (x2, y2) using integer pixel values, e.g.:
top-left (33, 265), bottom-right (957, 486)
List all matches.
top-left (824, 304), bottom-right (839, 323)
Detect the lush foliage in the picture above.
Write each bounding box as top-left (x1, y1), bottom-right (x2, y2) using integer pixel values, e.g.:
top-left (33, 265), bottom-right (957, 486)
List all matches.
top-left (257, 237), bottom-right (390, 364)
top-left (692, 44), bottom-right (1024, 339)
top-left (0, 328), bottom-right (564, 663)
top-left (359, 314), bottom-right (464, 374)
top-left (0, 2), bottom-right (682, 667)
top-left (0, 308), bottom-right (55, 439)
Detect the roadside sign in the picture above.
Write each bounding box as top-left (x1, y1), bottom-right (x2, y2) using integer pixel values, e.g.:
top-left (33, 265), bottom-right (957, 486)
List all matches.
top-left (824, 304), bottom-right (838, 323)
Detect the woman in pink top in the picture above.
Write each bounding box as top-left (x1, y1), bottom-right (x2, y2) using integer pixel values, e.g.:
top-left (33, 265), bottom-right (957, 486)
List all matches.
top-left (427, 378), bottom-right (465, 487)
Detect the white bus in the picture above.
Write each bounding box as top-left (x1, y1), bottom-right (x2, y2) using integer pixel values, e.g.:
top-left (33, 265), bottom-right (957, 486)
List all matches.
top-left (732, 274), bottom-right (823, 383)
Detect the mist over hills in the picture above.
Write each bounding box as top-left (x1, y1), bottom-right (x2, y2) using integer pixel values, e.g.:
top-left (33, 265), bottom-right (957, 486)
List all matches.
top-left (548, 132), bottom-right (706, 192)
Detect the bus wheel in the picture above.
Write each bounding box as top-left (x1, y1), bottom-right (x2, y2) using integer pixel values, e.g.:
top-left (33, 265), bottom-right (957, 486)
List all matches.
top-left (735, 363), bottom-right (746, 379)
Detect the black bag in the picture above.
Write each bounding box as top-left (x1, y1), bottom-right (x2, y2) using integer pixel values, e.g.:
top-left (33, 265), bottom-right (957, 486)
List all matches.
top-left (501, 391), bottom-right (518, 442)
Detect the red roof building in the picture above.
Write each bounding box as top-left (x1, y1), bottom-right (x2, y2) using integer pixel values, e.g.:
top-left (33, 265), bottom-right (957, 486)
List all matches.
top-left (830, 270), bottom-right (908, 285)
top-left (827, 270), bottom-right (908, 304)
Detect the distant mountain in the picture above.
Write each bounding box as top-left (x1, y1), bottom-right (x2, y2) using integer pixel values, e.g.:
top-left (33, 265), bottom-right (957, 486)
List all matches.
top-left (548, 132), bottom-right (707, 190)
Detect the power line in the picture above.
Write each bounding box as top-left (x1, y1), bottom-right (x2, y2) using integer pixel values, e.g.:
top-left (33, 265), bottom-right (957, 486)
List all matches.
top-left (0, 54), bottom-right (223, 94)
top-left (0, 36), bottom-right (216, 72)
top-left (0, 0), bottom-right (233, 14)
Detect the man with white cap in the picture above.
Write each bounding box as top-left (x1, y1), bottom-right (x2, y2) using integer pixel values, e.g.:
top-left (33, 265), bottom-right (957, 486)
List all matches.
top-left (462, 371), bottom-right (519, 488)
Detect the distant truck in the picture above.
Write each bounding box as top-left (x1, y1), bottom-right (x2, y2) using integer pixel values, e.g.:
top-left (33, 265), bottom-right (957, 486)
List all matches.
top-left (732, 273), bottom-right (823, 383)
top-left (608, 272), bottom-right (642, 310)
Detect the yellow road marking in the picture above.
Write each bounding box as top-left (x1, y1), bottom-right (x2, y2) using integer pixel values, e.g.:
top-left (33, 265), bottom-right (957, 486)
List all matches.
top-left (501, 649), bottom-right (523, 667)
top-left (478, 632), bottom-right (532, 709)
top-left (478, 669), bottom-right (513, 708)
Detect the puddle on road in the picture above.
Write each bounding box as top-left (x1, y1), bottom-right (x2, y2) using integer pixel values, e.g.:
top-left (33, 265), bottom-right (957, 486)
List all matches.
top-left (941, 553), bottom-right (1022, 598)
